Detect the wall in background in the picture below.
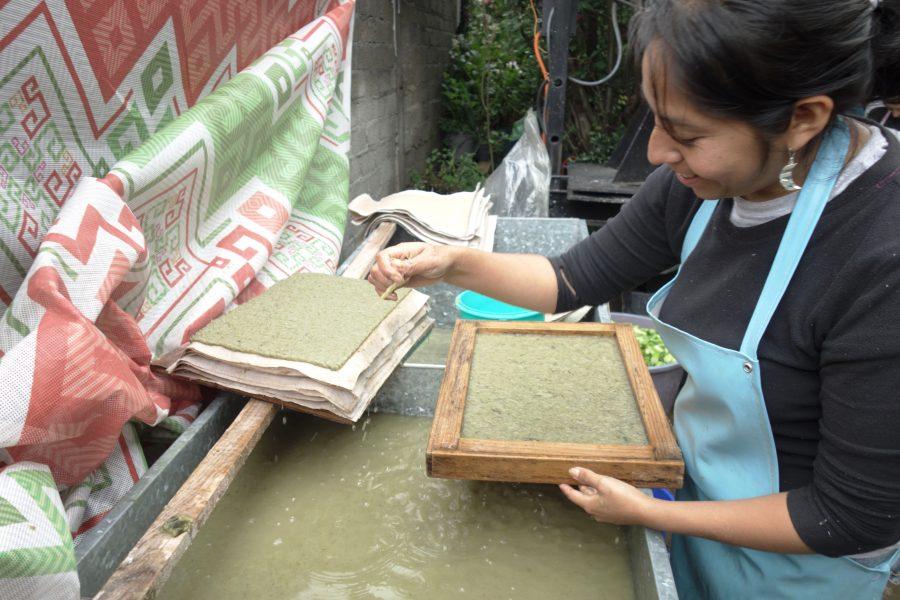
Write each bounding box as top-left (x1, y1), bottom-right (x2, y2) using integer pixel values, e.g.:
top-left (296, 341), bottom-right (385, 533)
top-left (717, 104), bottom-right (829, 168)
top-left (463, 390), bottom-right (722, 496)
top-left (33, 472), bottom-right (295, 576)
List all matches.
top-left (343, 0), bottom-right (459, 256)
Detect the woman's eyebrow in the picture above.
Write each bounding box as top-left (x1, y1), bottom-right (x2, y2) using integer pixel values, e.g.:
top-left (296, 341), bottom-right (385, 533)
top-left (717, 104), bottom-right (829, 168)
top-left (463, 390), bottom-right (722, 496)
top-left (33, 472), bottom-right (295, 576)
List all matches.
top-left (640, 83), bottom-right (704, 131)
top-left (662, 116), bottom-right (704, 131)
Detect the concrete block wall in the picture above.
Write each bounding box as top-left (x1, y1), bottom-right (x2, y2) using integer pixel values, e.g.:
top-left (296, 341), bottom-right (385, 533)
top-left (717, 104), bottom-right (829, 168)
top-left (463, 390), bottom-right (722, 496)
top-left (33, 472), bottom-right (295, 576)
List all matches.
top-left (342, 0), bottom-right (459, 257)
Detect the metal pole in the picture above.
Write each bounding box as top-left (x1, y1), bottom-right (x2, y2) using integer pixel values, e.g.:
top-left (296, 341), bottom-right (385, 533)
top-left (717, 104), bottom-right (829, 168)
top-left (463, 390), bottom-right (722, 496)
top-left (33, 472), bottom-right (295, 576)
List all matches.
top-left (542, 0), bottom-right (577, 177)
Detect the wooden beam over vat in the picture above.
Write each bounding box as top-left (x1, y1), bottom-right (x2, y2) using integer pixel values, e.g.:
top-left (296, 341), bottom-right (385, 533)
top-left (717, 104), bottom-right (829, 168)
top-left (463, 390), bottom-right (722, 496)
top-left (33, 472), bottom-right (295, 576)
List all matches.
top-left (95, 222), bottom-right (397, 599)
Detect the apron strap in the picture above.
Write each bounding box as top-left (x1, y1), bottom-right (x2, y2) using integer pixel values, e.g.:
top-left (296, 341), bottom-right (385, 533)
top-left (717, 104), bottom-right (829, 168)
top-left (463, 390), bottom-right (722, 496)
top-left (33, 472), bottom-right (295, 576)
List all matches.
top-left (680, 200), bottom-right (719, 263)
top-left (739, 122), bottom-right (852, 358)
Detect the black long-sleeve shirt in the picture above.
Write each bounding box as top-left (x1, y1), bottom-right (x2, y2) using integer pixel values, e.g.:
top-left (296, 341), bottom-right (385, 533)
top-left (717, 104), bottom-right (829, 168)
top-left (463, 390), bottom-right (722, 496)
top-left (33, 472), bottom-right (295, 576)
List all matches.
top-left (549, 125), bottom-right (900, 557)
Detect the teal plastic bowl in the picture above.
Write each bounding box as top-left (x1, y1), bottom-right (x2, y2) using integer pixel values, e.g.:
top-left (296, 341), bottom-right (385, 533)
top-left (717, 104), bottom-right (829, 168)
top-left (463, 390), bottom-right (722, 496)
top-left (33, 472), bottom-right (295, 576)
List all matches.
top-left (455, 290), bottom-right (543, 321)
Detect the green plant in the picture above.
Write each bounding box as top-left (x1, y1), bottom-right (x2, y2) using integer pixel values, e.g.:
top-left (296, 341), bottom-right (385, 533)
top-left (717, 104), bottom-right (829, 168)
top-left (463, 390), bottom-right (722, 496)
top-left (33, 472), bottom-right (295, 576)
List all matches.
top-left (575, 118), bottom-right (626, 165)
top-left (410, 149), bottom-right (484, 194)
top-left (632, 325), bottom-right (676, 367)
top-left (440, 0), bottom-right (641, 168)
top-left (440, 0), bottom-right (540, 168)
top-left (565, 1), bottom-right (641, 163)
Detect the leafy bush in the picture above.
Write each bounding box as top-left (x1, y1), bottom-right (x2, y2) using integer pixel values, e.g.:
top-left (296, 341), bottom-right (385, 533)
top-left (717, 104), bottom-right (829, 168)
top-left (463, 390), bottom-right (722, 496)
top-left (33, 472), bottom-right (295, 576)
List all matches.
top-left (440, 0), bottom-right (540, 166)
top-left (410, 149), bottom-right (484, 194)
top-left (564, 1), bottom-right (640, 163)
top-left (440, 0), bottom-right (640, 168)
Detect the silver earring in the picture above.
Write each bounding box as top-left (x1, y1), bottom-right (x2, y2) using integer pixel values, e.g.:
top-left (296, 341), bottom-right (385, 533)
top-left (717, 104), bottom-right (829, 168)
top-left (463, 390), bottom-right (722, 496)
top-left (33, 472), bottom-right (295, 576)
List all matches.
top-left (779, 149), bottom-right (802, 192)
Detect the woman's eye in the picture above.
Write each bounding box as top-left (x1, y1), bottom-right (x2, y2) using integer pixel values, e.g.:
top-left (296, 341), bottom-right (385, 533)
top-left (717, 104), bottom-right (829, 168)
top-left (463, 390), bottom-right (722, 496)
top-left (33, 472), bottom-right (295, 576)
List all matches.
top-left (678, 137), bottom-right (700, 146)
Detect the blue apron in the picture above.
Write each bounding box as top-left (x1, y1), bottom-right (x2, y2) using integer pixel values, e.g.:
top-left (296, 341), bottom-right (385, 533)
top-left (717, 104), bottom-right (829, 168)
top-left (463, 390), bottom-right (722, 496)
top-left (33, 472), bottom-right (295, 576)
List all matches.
top-left (646, 122), bottom-right (899, 599)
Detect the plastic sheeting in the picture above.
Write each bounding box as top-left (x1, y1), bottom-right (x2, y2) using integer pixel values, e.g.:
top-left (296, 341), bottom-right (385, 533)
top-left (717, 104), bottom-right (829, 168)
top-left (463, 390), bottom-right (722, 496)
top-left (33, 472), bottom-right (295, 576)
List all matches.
top-left (484, 110), bottom-right (550, 218)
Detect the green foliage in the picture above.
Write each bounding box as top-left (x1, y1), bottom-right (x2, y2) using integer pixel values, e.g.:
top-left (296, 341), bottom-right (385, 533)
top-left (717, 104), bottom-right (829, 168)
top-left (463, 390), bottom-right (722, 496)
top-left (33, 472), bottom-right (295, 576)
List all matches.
top-left (573, 92), bottom-right (630, 164)
top-left (410, 149), bottom-right (484, 194)
top-left (564, 1), bottom-right (640, 163)
top-left (440, 0), bottom-right (540, 161)
top-left (632, 325), bottom-right (676, 367)
top-left (439, 0), bottom-right (640, 168)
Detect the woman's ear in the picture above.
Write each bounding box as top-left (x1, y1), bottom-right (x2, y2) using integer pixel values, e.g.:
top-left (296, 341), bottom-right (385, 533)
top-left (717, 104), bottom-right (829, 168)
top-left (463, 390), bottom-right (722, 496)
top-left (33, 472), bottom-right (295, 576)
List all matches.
top-left (786, 96), bottom-right (835, 151)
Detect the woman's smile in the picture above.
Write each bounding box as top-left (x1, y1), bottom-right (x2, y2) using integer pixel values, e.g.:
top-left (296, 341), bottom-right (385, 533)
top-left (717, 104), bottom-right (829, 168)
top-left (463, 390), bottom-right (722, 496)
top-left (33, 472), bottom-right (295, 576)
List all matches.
top-left (675, 171), bottom-right (701, 186)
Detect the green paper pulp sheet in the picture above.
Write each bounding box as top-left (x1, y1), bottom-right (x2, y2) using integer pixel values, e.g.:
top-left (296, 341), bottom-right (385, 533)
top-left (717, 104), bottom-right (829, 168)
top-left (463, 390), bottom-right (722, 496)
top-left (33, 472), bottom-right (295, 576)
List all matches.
top-left (461, 333), bottom-right (649, 445)
top-left (193, 273), bottom-right (411, 371)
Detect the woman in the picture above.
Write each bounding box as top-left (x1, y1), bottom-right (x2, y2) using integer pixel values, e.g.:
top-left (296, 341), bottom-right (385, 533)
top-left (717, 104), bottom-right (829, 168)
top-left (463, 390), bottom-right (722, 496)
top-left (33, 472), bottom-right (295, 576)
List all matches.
top-left (369, 1), bottom-right (900, 597)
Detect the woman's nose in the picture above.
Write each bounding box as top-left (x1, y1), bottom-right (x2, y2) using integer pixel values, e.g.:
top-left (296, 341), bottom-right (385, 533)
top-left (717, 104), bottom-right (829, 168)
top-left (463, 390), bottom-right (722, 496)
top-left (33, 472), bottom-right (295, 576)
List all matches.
top-left (647, 125), bottom-right (682, 166)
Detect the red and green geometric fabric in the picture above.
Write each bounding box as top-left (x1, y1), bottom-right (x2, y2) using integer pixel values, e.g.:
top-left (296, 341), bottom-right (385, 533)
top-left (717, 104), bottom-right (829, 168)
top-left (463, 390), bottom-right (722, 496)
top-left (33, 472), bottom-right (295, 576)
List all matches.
top-left (0, 462), bottom-right (79, 599)
top-left (0, 1), bottom-right (354, 596)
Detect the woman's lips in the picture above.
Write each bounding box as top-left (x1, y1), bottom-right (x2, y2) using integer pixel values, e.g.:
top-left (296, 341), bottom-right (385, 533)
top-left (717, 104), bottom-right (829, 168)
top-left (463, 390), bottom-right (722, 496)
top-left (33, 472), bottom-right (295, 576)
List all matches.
top-left (676, 172), bottom-right (700, 186)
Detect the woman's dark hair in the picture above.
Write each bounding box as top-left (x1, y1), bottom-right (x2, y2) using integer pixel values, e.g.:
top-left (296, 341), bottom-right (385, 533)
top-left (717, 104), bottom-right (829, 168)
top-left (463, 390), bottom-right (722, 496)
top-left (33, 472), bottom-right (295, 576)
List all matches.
top-left (631, 0), bottom-right (900, 147)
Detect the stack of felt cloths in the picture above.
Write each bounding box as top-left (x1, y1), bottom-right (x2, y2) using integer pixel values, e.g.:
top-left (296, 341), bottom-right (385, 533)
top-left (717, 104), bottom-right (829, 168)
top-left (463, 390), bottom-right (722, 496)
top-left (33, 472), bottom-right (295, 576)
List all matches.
top-left (349, 187), bottom-right (498, 251)
top-left (157, 273), bottom-right (432, 422)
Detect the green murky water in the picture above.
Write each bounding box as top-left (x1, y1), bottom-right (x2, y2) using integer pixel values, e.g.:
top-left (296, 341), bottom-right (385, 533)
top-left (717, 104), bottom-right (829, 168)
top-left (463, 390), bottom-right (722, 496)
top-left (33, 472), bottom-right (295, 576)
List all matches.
top-left (159, 414), bottom-right (636, 599)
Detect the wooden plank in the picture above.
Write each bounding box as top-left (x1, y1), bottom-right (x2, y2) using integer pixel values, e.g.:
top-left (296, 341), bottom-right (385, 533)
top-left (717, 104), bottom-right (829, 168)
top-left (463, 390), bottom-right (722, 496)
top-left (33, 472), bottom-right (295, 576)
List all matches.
top-left (96, 225), bottom-right (396, 599)
top-left (458, 438), bottom-right (655, 460)
top-left (614, 324), bottom-right (681, 461)
top-left (429, 448), bottom-right (684, 488)
top-left (431, 320), bottom-right (477, 451)
top-left (94, 400), bottom-right (277, 600)
top-left (340, 222), bottom-right (397, 279)
top-left (475, 320), bottom-right (617, 335)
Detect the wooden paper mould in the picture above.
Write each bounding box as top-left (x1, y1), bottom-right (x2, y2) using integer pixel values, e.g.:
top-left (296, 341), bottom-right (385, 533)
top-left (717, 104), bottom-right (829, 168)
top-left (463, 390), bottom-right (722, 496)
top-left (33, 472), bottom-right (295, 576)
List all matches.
top-left (426, 320), bottom-right (684, 488)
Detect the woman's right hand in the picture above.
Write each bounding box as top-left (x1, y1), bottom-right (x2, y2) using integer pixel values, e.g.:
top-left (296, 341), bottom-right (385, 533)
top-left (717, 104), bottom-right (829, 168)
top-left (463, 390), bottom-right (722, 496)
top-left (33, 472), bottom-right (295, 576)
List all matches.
top-left (368, 242), bottom-right (460, 299)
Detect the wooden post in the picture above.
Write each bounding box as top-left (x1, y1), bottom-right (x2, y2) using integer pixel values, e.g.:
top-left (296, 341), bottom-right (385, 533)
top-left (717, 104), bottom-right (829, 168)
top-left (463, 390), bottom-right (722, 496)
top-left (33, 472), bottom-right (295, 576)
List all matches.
top-left (95, 222), bottom-right (397, 599)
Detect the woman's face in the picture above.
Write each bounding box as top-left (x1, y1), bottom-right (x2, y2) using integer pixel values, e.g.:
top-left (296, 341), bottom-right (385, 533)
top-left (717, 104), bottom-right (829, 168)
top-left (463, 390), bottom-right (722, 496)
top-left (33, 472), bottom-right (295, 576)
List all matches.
top-left (641, 49), bottom-right (789, 201)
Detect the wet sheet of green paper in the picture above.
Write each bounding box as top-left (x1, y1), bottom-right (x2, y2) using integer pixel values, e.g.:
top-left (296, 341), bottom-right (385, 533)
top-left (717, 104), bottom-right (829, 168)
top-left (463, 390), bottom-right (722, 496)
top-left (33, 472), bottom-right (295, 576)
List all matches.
top-left (158, 414), bottom-right (636, 600)
top-left (192, 273), bottom-right (411, 370)
top-left (461, 333), bottom-right (648, 445)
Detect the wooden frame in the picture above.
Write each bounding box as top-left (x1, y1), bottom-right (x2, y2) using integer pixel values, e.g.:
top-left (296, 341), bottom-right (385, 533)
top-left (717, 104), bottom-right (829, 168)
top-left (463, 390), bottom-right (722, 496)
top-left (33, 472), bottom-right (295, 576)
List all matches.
top-left (427, 320), bottom-right (684, 488)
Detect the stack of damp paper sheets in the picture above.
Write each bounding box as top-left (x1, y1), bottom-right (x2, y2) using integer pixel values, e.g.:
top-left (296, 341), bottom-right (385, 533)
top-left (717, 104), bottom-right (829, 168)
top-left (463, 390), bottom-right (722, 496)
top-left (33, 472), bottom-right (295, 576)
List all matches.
top-left (156, 273), bottom-right (432, 422)
top-left (349, 187), bottom-right (498, 251)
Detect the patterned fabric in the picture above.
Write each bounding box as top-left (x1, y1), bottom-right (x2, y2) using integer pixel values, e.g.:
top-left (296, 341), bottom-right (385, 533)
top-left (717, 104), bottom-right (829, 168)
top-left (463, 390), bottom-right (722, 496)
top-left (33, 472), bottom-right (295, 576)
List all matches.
top-left (0, 1), bottom-right (354, 596)
top-left (63, 422), bottom-right (146, 543)
top-left (0, 462), bottom-right (78, 599)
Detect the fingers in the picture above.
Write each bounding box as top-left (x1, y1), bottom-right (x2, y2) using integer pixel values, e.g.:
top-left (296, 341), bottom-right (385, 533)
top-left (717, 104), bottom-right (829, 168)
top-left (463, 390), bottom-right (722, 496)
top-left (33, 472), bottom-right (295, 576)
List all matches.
top-left (367, 267), bottom-right (392, 296)
top-left (569, 467), bottom-right (606, 491)
top-left (382, 242), bottom-right (427, 260)
top-left (559, 483), bottom-right (590, 508)
top-left (373, 251), bottom-right (405, 285)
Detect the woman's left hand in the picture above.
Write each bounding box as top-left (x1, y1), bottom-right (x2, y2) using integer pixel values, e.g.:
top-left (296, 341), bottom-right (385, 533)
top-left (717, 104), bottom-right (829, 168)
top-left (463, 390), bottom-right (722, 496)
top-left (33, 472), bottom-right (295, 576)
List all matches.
top-left (559, 467), bottom-right (653, 526)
